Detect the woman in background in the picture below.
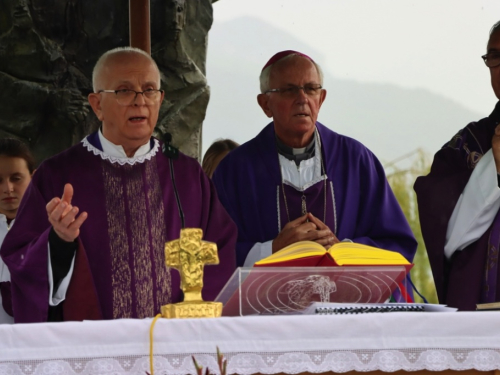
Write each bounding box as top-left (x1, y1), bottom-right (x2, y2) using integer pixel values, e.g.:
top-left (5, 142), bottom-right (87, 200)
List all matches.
top-left (0, 139), bottom-right (35, 323)
top-left (202, 139), bottom-right (239, 178)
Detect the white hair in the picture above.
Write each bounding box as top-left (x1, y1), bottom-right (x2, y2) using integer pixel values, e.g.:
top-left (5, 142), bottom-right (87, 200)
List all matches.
top-left (92, 47), bottom-right (161, 92)
top-left (259, 53), bottom-right (324, 93)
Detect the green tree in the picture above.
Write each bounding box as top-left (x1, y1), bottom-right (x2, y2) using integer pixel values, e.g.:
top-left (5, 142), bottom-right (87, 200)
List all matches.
top-left (385, 149), bottom-right (438, 304)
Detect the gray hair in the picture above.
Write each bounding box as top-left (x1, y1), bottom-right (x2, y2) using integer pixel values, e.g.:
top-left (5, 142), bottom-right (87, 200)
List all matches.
top-left (259, 53), bottom-right (324, 93)
top-left (92, 47), bottom-right (161, 92)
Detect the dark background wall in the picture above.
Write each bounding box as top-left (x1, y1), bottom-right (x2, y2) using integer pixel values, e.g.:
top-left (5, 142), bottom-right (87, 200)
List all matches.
top-left (0, 0), bottom-right (212, 164)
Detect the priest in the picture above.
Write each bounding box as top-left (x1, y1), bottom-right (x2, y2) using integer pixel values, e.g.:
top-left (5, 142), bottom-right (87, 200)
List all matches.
top-left (212, 50), bottom-right (416, 273)
top-left (0, 47), bottom-right (237, 322)
top-left (414, 21), bottom-right (500, 310)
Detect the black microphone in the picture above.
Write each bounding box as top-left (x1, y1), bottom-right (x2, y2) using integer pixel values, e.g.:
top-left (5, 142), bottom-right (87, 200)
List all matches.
top-left (162, 132), bottom-right (185, 228)
top-left (162, 132), bottom-right (179, 160)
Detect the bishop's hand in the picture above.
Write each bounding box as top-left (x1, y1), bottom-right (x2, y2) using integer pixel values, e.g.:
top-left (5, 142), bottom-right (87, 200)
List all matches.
top-left (272, 213), bottom-right (337, 253)
top-left (46, 183), bottom-right (88, 242)
top-left (307, 213), bottom-right (339, 248)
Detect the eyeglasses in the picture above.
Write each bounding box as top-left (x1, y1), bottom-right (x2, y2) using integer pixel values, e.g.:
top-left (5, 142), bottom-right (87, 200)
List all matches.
top-left (264, 84), bottom-right (323, 98)
top-left (98, 89), bottom-right (163, 105)
top-left (481, 52), bottom-right (500, 68)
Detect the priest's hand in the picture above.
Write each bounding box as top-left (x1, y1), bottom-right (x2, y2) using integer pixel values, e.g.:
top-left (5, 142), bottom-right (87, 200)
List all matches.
top-left (46, 183), bottom-right (88, 242)
top-left (492, 124), bottom-right (500, 173)
top-left (307, 213), bottom-right (339, 249)
top-left (272, 213), bottom-right (336, 253)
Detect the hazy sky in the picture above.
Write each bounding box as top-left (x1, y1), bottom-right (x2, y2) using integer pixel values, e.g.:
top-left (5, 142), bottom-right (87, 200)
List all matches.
top-left (203, 0), bottom-right (500, 163)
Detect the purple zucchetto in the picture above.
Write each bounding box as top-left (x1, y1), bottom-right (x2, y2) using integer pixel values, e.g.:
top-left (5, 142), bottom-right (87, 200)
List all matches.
top-left (262, 50), bottom-right (314, 71)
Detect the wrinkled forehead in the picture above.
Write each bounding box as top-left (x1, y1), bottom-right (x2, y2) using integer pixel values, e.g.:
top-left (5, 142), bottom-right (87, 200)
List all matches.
top-left (100, 53), bottom-right (161, 85)
top-left (269, 56), bottom-right (321, 84)
top-left (104, 53), bottom-right (159, 73)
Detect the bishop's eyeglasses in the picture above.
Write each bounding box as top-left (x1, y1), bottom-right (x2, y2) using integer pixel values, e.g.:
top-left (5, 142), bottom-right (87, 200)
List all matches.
top-left (98, 89), bottom-right (163, 106)
top-left (481, 52), bottom-right (500, 68)
top-left (264, 84), bottom-right (323, 98)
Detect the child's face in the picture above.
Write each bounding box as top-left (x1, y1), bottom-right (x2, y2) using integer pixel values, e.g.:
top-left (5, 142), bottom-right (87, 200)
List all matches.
top-left (0, 156), bottom-right (32, 219)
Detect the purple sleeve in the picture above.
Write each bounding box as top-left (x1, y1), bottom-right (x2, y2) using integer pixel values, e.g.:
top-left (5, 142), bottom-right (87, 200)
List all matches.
top-left (0, 177), bottom-right (53, 323)
top-left (212, 164), bottom-right (258, 267)
top-left (414, 125), bottom-right (484, 302)
top-left (352, 148), bottom-right (417, 263)
top-left (197, 172), bottom-right (237, 301)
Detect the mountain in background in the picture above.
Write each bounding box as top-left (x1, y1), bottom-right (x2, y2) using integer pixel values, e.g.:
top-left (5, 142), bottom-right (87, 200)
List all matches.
top-left (203, 16), bottom-right (482, 165)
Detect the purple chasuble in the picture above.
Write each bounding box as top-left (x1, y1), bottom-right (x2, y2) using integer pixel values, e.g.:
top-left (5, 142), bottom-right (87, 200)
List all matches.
top-left (213, 122), bottom-right (417, 269)
top-left (414, 102), bottom-right (500, 310)
top-left (0, 132), bottom-right (237, 322)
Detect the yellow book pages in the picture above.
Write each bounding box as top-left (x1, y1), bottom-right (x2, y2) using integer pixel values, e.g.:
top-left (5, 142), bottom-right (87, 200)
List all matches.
top-left (327, 242), bottom-right (410, 266)
top-left (254, 241), bottom-right (326, 265)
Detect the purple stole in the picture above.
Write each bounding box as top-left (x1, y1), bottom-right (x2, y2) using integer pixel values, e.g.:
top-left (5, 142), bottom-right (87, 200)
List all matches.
top-left (483, 211), bottom-right (500, 303)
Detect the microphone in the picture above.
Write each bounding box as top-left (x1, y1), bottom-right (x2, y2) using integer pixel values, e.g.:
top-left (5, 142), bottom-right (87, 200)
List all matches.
top-left (162, 132), bottom-right (179, 160)
top-left (162, 132), bottom-right (185, 228)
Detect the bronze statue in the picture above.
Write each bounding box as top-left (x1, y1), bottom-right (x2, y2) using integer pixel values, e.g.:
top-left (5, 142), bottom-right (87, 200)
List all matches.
top-left (0, 0), bottom-right (213, 162)
top-left (0, 0), bottom-right (91, 164)
top-left (152, 0), bottom-right (211, 159)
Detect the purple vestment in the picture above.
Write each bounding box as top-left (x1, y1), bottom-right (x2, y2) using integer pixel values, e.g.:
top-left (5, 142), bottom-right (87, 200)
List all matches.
top-left (414, 102), bottom-right (500, 310)
top-left (212, 122), bottom-right (417, 267)
top-left (0, 132), bottom-right (237, 323)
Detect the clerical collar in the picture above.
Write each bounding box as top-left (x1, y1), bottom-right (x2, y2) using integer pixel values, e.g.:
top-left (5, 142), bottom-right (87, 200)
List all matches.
top-left (82, 131), bottom-right (160, 166)
top-left (276, 135), bottom-right (315, 166)
top-left (98, 129), bottom-right (151, 158)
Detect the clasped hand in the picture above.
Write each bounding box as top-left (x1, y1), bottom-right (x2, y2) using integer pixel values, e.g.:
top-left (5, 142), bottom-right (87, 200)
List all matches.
top-left (46, 184), bottom-right (88, 242)
top-left (272, 213), bottom-right (339, 253)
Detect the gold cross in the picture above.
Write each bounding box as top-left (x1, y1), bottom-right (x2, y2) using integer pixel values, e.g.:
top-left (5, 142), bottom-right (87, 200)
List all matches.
top-left (165, 228), bottom-right (219, 302)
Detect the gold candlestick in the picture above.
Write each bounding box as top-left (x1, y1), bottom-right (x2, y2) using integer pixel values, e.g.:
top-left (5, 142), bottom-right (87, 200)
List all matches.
top-left (161, 228), bottom-right (223, 318)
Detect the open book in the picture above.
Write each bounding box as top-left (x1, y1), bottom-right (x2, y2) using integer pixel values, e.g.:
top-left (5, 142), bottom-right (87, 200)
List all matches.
top-left (255, 241), bottom-right (413, 272)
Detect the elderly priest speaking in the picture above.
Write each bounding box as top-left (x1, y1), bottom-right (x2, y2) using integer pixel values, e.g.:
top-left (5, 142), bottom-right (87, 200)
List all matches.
top-left (212, 50), bottom-right (416, 271)
top-left (0, 47), bottom-right (236, 323)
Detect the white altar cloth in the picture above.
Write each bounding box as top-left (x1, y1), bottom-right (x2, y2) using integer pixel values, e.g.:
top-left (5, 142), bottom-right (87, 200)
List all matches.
top-left (1, 312), bottom-right (500, 374)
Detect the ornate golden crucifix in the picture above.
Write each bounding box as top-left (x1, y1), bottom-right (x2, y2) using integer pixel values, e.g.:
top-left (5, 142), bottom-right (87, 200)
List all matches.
top-left (161, 228), bottom-right (223, 318)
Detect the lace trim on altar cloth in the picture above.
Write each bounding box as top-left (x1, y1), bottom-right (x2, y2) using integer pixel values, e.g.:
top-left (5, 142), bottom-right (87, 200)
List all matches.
top-left (3, 348), bottom-right (500, 375)
top-left (82, 137), bottom-right (160, 166)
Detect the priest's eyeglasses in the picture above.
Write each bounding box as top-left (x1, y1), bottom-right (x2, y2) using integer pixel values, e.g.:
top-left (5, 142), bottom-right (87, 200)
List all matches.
top-left (264, 84), bottom-right (323, 98)
top-left (98, 89), bottom-right (164, 105)
top-left (481, 52), bottom-right (500, 68)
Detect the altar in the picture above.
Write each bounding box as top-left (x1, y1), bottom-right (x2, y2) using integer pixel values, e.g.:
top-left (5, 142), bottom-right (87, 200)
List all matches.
top-left (1, 311), bottom-right (500, 374)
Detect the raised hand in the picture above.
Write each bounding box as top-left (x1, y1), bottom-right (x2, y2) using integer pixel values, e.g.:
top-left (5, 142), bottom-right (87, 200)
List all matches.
top-left (46, 183), bottom-right (88, 242)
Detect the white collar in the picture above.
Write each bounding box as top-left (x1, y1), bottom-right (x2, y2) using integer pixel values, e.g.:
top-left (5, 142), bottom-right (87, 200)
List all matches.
top-left (292, 147), bottom-right (307, 155)
top-left (279, 131), bottom-right (325, 191)
top-left (0, 214), bottom-right (13, 230)
top-left (98, 129), bottom-right (151, 158)
top-left (81, 130), bottom-right (160, 166)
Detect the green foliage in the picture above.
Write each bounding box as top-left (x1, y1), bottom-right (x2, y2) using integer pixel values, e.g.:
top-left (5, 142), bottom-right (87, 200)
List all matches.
top-left (192, 347), bottom-right (227, 375)
top-left (385, 149), bottom-right (438, 304)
